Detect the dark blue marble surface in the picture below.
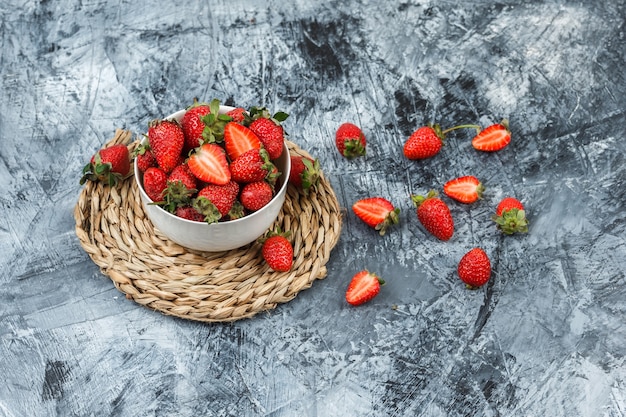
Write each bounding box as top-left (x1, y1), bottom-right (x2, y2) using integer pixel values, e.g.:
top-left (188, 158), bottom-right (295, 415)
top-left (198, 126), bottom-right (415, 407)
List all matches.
top-left (1, 1), bottom-right (625, 416)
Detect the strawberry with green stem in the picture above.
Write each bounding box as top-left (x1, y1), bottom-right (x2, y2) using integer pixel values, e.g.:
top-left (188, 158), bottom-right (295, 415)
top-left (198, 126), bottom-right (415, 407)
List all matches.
top-left (148, 119), bottom-right (185, 173)
top-left (80, 144), bottom-right (130, 186)
top-left (352, 197), bottom-right (400, 236)
top-left (411, 190), bottom-right (454, 241)
top-left (288, 155), bottom-right (321, 195)
top-left (492, 197), bottom-right (528, 234)
top-left (335, 123), bottom-right (366, 159)
top-left (247, 106), bottom-right (289, 160)
top-left (259, 228), bottom-right (293, 272)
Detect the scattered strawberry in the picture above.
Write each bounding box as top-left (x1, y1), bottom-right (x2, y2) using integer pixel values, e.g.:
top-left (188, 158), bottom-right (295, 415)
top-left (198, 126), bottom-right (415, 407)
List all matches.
top-left (195, 181), bottom-right (240, 222)
top-left (226, 107), bottom-right (246, 123)
top-left (492, 197), bottom-right (528, 234)
top-left (80, 144), bottom-right (130, 186)
top-left (187, 143), bottom-right (231, 185)
top-left (411, 190), bottom-right (454, 241)
top-left (148, 119), bottom-right (185, 173)
top-left (230, 148), bottom-right (275, 184)
top-left (175, 205), bottom-right (205, 222)
top-left (458, 247), bottom-right (491, 289)
top-left (472, 120), bottom-right (511, 152)
top-left (133, 142), bottom-right (157, 173)
top-left (288, 155), bottom-right (320, 195)
top-left (249, 117), bottom-right (285, 160)
top-left (142, 166), bottom-right (168, 202)
top-left (260, 229), bottom-right (293, 272)
top-left (345, 270), bottom-right (385, 306)
top-left (352, 197), bottom-right (400, 236)
top-left (443, 175), bottom-right (484, 204)
top-left (403, 125), bottom-right (445, 160)
top-left (240, 181), bottom-right (273, 211)
top-left (223, 122), bottom-right (262, 161)
top-left (335, 122), bottom-right (366, 159)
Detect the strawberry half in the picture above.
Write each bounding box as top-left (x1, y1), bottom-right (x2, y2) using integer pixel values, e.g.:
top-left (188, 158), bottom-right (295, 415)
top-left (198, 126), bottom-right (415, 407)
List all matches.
top-left (458, 248), bottom-right (491, 289)
top-left (345, 270), bottom-right (385, 306)
top-left (223, 122), bottom-right (262, 161)
top-left (472, 120), bottom-right (511, 152)
top-left (443, 175), bottom-right (484, 204)
top-left (352, 197), bottom-right (400, 236)
top-left (187, 143), bottom-right (231, 185)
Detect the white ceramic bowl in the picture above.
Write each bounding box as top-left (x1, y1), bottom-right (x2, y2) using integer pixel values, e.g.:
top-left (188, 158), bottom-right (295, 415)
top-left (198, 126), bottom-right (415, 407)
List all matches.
top-left (134, 106), bottom-right (291, 252)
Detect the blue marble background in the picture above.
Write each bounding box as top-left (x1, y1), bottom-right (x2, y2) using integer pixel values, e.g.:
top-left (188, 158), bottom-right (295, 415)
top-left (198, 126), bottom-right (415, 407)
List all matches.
top-left (1, 0), bottom-right (625, 416)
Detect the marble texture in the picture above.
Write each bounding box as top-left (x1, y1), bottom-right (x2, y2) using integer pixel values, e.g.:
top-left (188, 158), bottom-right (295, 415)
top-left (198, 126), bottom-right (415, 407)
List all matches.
top-left (1, 0), bottom-right (625, 416)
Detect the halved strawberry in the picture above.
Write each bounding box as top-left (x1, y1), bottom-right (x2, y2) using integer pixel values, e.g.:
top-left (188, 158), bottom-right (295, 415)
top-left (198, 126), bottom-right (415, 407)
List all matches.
top-left (443, 175), bottom-right (484, 204)
top-left (352, 197), bottom-right (400, 236)
top-left (223, 122), bottom-right (261, 161)
top-left (187, 143), bottom-right (231, 185)
top-left (472, 120), bottom-right (511, 151)
top-left (345, 270), bottom-right (385, 306)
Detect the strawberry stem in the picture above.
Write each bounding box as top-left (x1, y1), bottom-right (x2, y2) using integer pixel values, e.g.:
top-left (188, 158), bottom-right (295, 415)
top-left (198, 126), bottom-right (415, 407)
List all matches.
top-left (441, 124), bottom-right (482, 135)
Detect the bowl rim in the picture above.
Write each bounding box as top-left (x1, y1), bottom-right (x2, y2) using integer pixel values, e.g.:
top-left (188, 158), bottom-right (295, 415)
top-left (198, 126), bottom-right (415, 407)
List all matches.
top-left (133, 105), bottom-right (291, 228)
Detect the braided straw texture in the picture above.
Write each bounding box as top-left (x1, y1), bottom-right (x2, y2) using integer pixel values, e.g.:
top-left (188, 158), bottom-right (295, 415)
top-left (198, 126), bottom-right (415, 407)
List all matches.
top-left (74, 129), bottom-right (343, 322)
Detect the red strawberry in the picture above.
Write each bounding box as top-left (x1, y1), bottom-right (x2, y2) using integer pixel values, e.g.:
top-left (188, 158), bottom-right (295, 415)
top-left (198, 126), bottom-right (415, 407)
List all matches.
top-left (187, 143), bottom-right (231, 185)
top-left (345, 270), bottom-right (385, 306)
top-left (492, 197), bottom-right (528, 234)
top-left (403, 125), bottom-right (444, 160)
top-left (80, 144), bottom-right (130, 185)
top-left (168, 163), bottom-right (197, 191)
top-left (458, 248), bottom-right (491, 289)
top-left (335, 122), bottom-right (366, 159)
top-left (223, 122), bottom-right (262, 161)
top-left (195, 181), bottom-right (240, 222)
top-left (249, 117), bottom-right (285, 160)
top-left (175, 205), bottom-right (205, 222)
top-left (288, 155), bottom-right (320, 195)
top-left (411, 190), bottom-right (454, 241)
top-left (226, 107), bottom-right (246, 123)
top-left (352, 197), bottom-right (400, 236)
top-left (230, 148), bottom-right (275, 184)
top-left (240, 181), bottom-right (273, 211)
top-left (472, 120), bottom-right (511, 151)
top-left (148, 119), bottom-right (185, 173)
top-left (181, 100), bottom-right (211, 151)
top-left (142, 166), bottom-right (168, 202)
top-left (443, 175), bottom-right (484, 204)
top-left (260, 230), bottom-right (293, 272)
top-left (134, 143), bottom-right (157, 173)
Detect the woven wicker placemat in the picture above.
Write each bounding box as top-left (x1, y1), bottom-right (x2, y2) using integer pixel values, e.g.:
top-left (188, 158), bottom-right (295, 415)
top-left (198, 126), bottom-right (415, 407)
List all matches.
top-left (74, 129), bottom-right (343, 322)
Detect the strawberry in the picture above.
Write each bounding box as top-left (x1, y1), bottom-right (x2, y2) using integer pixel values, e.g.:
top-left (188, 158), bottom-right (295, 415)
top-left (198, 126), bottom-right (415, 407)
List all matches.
top-left (223, 122), bottom-right (262, 161)
top-left (226, 107), bottom-right (246, 123)
top-left (403, 125), bottom-right (444, 160)
top-left (230, 148), bottom-right (276, 184)
top-left (352, 197), bottom-right (400, 236)
top-left (168, 163), bottom-right (197, 191)
top-left (142, 166), bottom-right (168, 202)
top-left (80, 144), bottom-right (130, 186)
top-left (148, 119), bottom-right (185, 173)
top-left (458, 247), bottom-right (491, 289)
top-left (194, 181), bottom-right (240, 222)
top-left (181, 100), bottom-right (211, 150)
top-left (175, 205), bottom-right (205, 222)
top-left (443, 175), bottom-right (484, 204)
top-left (133, 142), bottom-right (157, 173)
top-left (345, 270), bottom-right (385, 306)
top-left (260, 229), bottom-right (293, 272)
top-left (240, 181), bottom-right (273, 211)
top-left (472, 120), bottom-right (511, 152)
top-left (335, 122), bottom-right (366, 159)
top-left (492, 196), bottom-right (528, 234)
top-left (187, 143), bottom-right (231, 185)
top-left (411, 190), bottom-right (454, 241)
top-left (288, 155), bottom-right (320, 195)
top-left (249, 117), bottom-right (285, 160)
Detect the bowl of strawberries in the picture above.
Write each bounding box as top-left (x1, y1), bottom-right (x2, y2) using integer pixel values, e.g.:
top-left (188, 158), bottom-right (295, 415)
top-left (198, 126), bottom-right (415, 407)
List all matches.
top-left (133, 99), bottom-right (291, 252)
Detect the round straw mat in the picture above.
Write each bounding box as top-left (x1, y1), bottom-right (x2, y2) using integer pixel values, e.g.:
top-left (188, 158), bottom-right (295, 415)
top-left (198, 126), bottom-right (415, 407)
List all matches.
top-left (74, 129), bottom-right (343, 323)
